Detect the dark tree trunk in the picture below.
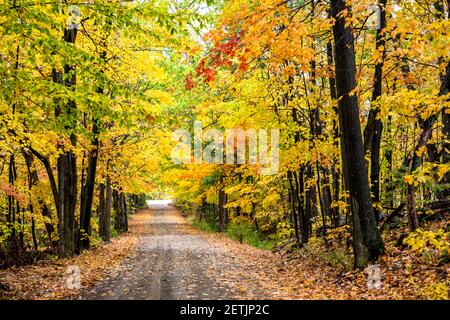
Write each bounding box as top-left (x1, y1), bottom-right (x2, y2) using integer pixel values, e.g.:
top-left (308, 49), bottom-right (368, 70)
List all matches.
top-left (305, 165), bottom-right (317, 219)
top-left (218, 184), bottom-right (227, 232)
top-left (57, 150), bottom-right (77, 257)
top-left (31, 215), bottom-right (38, 251)
top-left (331, 0), bottom-right (384, 268)
top-left (251, 202), bottom-right (259, 232)
top-left (363, 0), bottom-right (387, 222)
top-left (54, 28), bottom-right (78, 258)
top-left (98, 182), bottom-right (106, 238)
top-left (4, 155), bottom-right (24, 265)
top-left (78, 42), bottom-right (108, 250)
top-left (436, 11), bottom-right (450, 199)
top-left (439, 90), bottom-right (450, 200)
top-left (121, 192), bottom-right (128, 232)
top-left (407, 184), bottom-right (420, 230)
top-left (384, 116), bottom-right (395, 208)
top-left (317, 163), bottom-right (333, 231)
top-left (326, 36), bottom-right (341, 228)
top-left (78, 118), bottom-right (100, 250)
top-left (294, 169), bottom-right (309, 243)
top-left (104, 177), bottom-right (113, 241)
top-left (287, 171), bottom-right (300, 241)
top-left (113, 189), bottom-right (128, 233)
top-left (291, 108), bottom-right (310, 243)
top-left (98, 176), bottom-right (112, 241)
top-left (199, 196), bottom-right (207, 221)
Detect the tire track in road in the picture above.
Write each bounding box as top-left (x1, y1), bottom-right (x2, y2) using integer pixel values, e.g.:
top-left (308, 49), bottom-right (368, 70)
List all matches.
top-left (81, 204), bottom-right (244, 300)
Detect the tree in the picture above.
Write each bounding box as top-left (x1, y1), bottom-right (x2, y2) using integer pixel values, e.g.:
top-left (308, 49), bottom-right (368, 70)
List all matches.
top-left (363, 0), bottom-right (388, 222)
top-left (330, 0), bottom-right (384, 267)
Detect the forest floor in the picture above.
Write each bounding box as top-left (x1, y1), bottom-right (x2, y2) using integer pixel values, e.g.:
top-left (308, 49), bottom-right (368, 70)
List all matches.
top-left (0, 203), bottom-right (448, 299)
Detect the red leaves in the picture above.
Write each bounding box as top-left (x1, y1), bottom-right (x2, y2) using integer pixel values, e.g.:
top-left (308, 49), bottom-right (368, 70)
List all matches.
top-left (192, 30), bottom-right (249, 84)
top-left (195, 59), bottom-right (218, 83)
top-left (0, 182), bottom-right (25, 203)
top-left (238, 54), bottom-right (249, 72)
top-left (184, 74), bottom-right (197, 91)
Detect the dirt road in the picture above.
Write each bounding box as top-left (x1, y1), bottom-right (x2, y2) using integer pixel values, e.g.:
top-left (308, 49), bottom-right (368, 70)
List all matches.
top-left (82, 203), bottom-right (278, 299)
top-left (0, 202), bottom-right (435, 300)
top-left (75, 203), bottom-right (423, 300)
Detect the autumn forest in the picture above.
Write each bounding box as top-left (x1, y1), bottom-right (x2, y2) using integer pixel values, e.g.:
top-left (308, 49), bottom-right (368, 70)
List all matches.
top-left (0, 0), bottom-right (449, 301)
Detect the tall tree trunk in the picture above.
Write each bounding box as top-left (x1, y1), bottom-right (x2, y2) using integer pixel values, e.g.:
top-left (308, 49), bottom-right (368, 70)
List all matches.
top-left (5, 154), bottom-right (22, 265)
top-left (98, 176), bottom-right (112, 241)
top-left (78, 37), bottom-right (108, 249)
top-left (78, 117), bottom-right (100, 250)
top-left (104, 176), bottom-right (113, 241)
top-left (218, 180), bottom-right (227, 232)
top-left (287, 171), bottom-right (300, 241)
top-left (384, 116), bottom-right (395, 208)
top-left (438, 63), bottom-right (450, 200)
top-left (291, 108), bottom-right (310, 243)
top-left (326, 35), bottom-right (341, 228)
top-left (294, 169), bottom-right (309, 243)
top-left (363, 0), bottom-right (387, 222)
top-left (54, 27), bottom-right (78, 258)
top-left (407, 184), bottom-right (420, 230)
top-left (330, 0), bottom-right (384, 268)
top-left (113, 189), bottom-right (128, 233)
top-left (98, 182), bottom-right (106, 239)
top-left (317, 163), bottom-right (333, 231)
top-left (305, 165), bottom-right (317, 220)
top-left (435, 1), bottom-right (450, 200)
top-left (121, 192), bottom-right (128, 232)
top-left (251, 202), bottom-right (259, 232)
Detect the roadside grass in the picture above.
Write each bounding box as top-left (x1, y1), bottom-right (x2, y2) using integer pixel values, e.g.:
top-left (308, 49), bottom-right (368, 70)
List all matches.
top-left (189, 216), bottom-right (275, 251)
top-left (190, 217), bottom-right (218, 233)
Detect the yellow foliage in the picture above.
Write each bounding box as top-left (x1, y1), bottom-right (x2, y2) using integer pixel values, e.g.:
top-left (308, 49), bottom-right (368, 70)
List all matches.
top-left (403, 229), bottom-right (449, 261)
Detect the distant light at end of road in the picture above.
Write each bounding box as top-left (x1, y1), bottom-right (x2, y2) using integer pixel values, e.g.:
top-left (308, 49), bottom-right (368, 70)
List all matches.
top-left (147, 200), bottom-right (173, 206)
